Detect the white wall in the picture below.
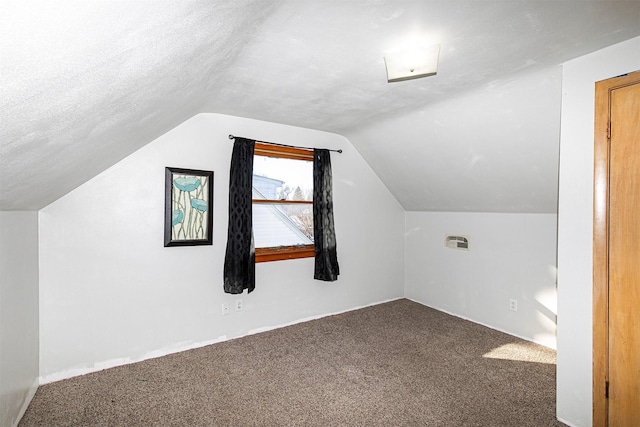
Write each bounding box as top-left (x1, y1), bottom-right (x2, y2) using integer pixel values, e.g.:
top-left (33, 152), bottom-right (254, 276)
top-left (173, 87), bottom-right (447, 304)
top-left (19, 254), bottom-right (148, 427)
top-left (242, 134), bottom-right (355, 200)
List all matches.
top-left (38, 113), bottom-right (405, 382)
top-left (405, 212), bottom-right (558, 348)
top-left (557, 36), bottom-right (640, 427)
top-left (0, 212), bottom-right (39, 427)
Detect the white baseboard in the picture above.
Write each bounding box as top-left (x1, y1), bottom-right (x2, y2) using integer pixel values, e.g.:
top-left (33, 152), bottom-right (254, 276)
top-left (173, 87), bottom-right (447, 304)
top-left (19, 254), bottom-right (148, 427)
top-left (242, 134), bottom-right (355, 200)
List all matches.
top-left (40, 297), bottom-right (404, 384)
top-left (405, 297), bottom-right (557, 350)
top-left (12, 378), bottom-right (39, 427)
top-left (556, 416), bottom-right (578, 427)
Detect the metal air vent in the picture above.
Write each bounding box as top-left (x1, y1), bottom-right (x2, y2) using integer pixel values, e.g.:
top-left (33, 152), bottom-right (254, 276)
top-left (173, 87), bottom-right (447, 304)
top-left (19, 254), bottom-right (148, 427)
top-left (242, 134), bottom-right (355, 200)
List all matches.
top-left (445, 235), bottom-right (469, 250)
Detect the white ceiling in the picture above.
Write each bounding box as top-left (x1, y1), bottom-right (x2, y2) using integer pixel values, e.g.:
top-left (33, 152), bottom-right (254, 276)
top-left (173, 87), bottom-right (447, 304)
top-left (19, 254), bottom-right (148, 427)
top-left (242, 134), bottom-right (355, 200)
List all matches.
top-left (1, 1), bottom-right (639, 211)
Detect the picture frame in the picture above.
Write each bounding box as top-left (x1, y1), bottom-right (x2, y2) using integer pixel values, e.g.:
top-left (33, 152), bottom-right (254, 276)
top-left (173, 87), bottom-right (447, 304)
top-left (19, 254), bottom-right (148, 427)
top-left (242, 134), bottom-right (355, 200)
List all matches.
top-left (164, 167), bottom-right (214, 247)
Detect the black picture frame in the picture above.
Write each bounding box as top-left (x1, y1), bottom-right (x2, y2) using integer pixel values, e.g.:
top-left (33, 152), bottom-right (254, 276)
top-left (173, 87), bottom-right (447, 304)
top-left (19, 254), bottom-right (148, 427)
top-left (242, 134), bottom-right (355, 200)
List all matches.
top-left (164, 167), bottom-right (214, 247)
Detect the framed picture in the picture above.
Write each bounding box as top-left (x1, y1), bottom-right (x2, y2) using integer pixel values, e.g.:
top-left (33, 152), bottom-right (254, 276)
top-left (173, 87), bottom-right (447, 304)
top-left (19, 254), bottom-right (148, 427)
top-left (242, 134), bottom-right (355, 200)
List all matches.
top-left (164, 167), bottom-right (214, 247)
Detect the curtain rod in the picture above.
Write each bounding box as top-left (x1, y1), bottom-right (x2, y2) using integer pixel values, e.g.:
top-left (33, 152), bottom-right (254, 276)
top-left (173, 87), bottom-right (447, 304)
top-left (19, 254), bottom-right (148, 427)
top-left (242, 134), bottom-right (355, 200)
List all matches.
top-left (228, 134), bottom-right (342, 154)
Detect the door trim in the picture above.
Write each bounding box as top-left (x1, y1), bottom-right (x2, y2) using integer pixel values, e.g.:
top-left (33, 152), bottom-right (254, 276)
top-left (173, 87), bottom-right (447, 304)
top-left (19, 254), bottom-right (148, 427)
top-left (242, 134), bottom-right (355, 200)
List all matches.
top-left (593, 71), bottom-right (640, 426)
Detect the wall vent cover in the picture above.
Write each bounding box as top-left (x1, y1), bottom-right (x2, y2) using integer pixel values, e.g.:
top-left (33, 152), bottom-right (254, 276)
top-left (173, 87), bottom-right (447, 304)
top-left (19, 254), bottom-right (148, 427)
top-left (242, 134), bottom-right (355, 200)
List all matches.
top-left (445, 235), bottom-right (469, 250)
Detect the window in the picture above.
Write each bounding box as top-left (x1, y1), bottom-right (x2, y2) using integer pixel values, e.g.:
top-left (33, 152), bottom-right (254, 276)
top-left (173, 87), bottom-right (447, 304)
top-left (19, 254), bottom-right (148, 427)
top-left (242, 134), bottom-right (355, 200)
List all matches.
top-left (253, 143), bottom-right (314, 262)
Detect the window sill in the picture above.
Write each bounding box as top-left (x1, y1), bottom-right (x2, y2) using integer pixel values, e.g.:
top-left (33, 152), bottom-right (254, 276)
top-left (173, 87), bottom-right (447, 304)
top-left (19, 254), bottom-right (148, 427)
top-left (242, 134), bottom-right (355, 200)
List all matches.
top-left (256, 245), bottom-right (314, 263)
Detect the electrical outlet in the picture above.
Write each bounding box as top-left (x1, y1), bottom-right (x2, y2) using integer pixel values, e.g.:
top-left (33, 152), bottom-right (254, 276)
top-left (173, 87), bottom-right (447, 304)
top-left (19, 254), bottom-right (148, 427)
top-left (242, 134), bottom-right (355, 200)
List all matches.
top-left (235, 299), bottom-right (243, 312)
top-left (222, 303), bottom-right (230, 316)
top-left (509, 299), bottom-right (518, 312)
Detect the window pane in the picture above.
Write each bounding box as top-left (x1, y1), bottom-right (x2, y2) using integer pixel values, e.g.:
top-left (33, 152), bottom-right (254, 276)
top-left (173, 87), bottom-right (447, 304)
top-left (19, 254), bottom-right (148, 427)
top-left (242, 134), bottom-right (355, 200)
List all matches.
top-left (253, 155), bottom-right (312, 201)
top-left (253, 203), bottom-right (313, 249)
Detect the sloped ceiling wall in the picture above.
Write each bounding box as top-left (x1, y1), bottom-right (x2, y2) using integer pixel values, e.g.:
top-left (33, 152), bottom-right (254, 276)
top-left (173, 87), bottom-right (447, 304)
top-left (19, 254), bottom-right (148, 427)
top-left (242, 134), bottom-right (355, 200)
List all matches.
top-left (346, 67), bottom-right (562, 213)
top-left (1, 1), bottom-right (639, 211)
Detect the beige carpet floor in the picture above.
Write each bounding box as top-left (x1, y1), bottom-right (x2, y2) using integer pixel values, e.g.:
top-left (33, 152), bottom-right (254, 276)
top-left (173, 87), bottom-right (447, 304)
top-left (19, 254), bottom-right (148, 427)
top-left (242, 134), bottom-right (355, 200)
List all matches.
top-left (20, 299), bottom-right (565, 426)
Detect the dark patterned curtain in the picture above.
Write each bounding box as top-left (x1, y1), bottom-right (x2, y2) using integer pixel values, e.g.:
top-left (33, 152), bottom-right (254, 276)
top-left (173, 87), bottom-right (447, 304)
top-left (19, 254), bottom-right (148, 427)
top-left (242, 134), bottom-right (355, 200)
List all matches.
top-left (313, 149), bottom-right (340, 281)
top-left (224, 138), bottom-right (256, 294)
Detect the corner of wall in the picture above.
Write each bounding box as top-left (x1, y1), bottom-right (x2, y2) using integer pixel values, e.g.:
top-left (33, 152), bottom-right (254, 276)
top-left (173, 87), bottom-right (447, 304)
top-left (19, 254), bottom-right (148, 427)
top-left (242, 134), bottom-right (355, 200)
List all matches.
top-left (0, 211), bottom-right (40, 427)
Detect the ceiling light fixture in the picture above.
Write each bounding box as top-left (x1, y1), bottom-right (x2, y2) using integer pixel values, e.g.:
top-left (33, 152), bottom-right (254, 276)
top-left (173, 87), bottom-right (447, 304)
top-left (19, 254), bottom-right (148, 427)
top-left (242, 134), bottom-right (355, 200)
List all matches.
top-left (384, 44), bottom-right (440, 83)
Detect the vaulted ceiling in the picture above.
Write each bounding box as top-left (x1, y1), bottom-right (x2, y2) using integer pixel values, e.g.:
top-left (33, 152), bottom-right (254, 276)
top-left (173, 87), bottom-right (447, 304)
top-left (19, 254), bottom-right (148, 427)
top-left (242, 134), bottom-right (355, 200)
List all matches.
top-left (2, 1), bottom-right (639, 211)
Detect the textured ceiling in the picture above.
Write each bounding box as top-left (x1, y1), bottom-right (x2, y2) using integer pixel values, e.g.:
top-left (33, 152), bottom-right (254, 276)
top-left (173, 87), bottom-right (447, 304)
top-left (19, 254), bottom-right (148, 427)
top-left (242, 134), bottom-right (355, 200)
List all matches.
top-left (1, 1), bottom-right (639, 211)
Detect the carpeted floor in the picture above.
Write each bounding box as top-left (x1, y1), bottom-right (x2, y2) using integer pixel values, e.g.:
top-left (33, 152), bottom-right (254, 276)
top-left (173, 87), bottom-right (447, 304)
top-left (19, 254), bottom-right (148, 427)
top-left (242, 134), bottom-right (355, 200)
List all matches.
top-left (20, 299), bottom-right (565, 426)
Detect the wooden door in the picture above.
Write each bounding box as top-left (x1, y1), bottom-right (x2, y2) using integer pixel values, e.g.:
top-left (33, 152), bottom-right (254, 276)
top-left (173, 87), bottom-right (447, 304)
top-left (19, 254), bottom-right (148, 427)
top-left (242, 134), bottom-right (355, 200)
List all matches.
top-left (594, 71), bottom-right (640, 426)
